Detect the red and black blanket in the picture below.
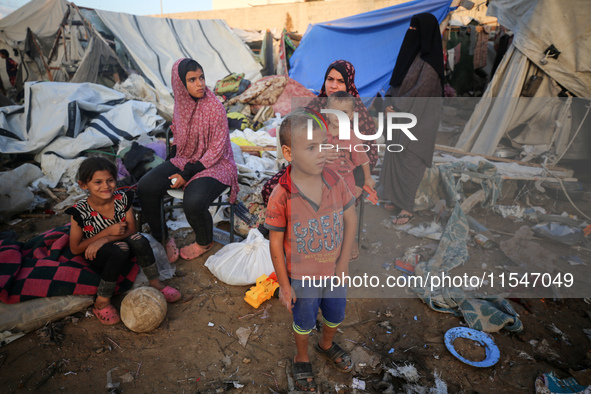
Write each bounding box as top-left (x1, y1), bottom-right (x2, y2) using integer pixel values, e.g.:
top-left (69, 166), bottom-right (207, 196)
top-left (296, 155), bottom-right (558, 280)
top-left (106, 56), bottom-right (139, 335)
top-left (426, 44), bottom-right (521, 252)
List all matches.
top-left (0, 226), bottom-right (138, 304)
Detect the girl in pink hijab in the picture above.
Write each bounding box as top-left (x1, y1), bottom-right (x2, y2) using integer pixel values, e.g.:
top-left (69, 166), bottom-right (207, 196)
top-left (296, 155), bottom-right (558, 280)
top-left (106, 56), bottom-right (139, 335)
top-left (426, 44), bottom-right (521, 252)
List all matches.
top-left (138, 59), bottom-right (239, 261)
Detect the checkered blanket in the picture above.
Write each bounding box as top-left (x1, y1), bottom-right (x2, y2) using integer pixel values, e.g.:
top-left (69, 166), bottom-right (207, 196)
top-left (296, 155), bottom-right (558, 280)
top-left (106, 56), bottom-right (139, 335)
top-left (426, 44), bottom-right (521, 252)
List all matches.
top-left (0, 226), bottom-right (138, 304)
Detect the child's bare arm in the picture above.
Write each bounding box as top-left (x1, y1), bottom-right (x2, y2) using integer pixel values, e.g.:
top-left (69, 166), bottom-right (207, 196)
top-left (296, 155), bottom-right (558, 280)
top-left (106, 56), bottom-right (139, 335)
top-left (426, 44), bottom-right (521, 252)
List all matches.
top-left (362, 163), bottom-right (376, 189)
top-left (269, 230), bottom-right (295, 311)
top-left (335, 204), bottom-right (357, 277)
top-left (69, 207), bottom-right (136, 257)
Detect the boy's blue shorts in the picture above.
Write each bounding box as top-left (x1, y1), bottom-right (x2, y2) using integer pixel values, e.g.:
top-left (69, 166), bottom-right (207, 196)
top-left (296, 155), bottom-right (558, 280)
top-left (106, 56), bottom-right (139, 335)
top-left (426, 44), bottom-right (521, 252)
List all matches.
top-left (290, 278), bottom-right (347, 335)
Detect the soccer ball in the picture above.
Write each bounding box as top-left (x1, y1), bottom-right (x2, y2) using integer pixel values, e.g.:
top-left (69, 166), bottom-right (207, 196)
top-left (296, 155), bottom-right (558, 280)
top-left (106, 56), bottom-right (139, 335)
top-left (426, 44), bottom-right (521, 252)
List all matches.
top-left (120, 287), bottom-right (167, 333)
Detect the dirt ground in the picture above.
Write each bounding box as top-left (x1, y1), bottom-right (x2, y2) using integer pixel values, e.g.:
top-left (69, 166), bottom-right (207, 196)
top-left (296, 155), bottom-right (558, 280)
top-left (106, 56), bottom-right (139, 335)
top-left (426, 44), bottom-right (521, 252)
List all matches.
top-left (1, 155), bottom-right (591, 393)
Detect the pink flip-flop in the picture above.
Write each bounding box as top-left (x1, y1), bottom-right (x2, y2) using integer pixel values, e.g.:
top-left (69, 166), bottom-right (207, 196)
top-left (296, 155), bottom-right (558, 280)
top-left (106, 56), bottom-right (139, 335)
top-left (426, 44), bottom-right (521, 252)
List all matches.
top-left (180, 242), bottom-right (213, 260)
top-left (93, 305), bottom-right (121, 325)
top-left (160, 286), bottom-right (181, 303)
top-left (166, 238), bottom-right (179, 263)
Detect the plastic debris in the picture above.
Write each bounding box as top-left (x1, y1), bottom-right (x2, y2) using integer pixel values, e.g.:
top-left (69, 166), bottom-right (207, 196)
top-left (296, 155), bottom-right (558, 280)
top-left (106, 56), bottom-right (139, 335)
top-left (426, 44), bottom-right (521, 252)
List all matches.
top-left (106, 367), bottom-right (120, 390)
top-left (352, 378), bottom-right (366, 390)
top-left (494, 204), bottom-right (525, 220)
top-left (236, 327), bottom-right (252, 347)
top-left (388, 348), bottom-right (395, 354)
top-left (518, 351), bottom-right (534, 361)
top-left (386, 363), bottom-right (420, 383)
top-left (532, 222), bottom-right (584, 245)
top-left (546, 323), bottom-right (572, 343)
top-left (208, 322), bottom-right (214, 327)
top-left (407, 221), bottom-right (442, 239)
top-left (535, 372), bottom-right (591, 394)
top-left (444, 327), bottom-right (500, 368)
top-left (370, 241), bottom-right (382, 254)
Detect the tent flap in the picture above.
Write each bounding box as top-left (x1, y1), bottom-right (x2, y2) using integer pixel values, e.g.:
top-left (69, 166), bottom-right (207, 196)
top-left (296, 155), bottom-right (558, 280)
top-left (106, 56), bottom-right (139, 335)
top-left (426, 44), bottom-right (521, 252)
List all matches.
top-left (288, 0), bottom-right (453, 97)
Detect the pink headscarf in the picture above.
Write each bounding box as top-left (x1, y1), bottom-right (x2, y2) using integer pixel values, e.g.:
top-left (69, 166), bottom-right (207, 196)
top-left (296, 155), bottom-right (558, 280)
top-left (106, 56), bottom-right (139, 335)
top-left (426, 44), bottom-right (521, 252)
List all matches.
top-left (170, 58), bottom-right (238, 202)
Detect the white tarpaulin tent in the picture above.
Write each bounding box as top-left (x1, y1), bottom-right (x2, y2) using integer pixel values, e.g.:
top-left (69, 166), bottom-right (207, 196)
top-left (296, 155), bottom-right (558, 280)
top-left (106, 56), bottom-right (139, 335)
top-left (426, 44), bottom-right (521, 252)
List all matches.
top-left (0, 81), bottom-right (163, 157)
top-left (0, 0), bottom-right (262, 106)
top-left (92, 10), bottom-right (263, 107)
top-left (455, 0), bottom-right (591, 163)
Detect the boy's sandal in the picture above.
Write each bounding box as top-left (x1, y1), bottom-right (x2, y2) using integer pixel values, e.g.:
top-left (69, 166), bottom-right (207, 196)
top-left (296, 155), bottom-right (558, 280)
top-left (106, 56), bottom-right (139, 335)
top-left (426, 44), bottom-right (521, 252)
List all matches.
top-left (180, 242), bottom-right (213, 260)
top-left (392, 214), bottom-right (414, 226)
top-left (293, 360), bottom-right (317, 392)
top-left (315, 342), bottom-right (353, 373)
top-left (166, 238), bottom-right (179, 263)
top-left (93, 305), bottom-right (121, 325)
top-left (160, 286), bottom-right (181, 303)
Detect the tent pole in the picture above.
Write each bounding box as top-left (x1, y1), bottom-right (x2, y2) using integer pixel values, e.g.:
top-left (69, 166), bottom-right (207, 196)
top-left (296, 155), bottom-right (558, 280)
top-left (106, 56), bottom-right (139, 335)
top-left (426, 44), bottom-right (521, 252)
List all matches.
top-left (47, 7), bottom-right (71, 64)
top-left (27, 29), bottom-right (53, 82)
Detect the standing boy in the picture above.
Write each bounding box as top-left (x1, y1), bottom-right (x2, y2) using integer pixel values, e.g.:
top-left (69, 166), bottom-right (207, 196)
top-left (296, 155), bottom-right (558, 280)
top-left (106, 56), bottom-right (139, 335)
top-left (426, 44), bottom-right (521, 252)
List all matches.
top-left (265, 109), bottom-right (357, 392)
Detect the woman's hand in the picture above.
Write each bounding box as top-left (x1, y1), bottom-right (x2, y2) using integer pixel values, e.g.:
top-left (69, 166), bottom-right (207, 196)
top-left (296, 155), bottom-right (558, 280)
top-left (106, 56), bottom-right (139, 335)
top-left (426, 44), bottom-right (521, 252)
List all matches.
top-left (325, 147), bottom-right (339, 164)
top-left (169, 174), bottom-right (186, 189)
top-left (279, 284), bottom-right (296, 313)
top-left (385, 105), bottom-right (395, 113)
top-left (85, 238), bottom-right (108, 260)
top-left (108, 222), bottom-right (127, 236)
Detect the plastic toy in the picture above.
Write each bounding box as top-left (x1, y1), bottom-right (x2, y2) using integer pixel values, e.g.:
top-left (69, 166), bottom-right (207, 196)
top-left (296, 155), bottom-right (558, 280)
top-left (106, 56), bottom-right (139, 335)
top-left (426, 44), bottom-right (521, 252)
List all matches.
top-left (244, 272), bottom-right (280, 308)
top-left (363, 185), bottom-right (379, 205)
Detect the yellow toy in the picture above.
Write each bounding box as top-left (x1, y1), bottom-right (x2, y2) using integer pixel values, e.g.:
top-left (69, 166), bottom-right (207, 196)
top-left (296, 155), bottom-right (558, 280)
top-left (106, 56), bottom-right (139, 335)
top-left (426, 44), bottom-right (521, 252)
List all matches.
top-left (244, 272), bottom-right (280, 308)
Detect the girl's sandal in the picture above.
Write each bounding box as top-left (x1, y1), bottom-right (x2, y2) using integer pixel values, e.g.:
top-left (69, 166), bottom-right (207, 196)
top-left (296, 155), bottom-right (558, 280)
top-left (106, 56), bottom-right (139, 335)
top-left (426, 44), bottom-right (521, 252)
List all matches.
top-left (293, 359), bottom-right (317, 392)
top-left (160, 286), bottom-right (181, 303)
top-left (93, 305), bottom-right (121, 325)
top-left (166, 238), bottom-right (179, 263)
top-left (315, 342), bottom-right (353, 373)
top-left (180, 242), bottom-right (213, 260)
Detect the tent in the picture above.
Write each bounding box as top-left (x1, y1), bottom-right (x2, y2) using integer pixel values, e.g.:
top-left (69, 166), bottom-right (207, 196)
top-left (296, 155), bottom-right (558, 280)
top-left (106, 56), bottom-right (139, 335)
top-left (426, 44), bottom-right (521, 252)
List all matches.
top-left (0, 0), bottom-right (122, 88)
top-left (87, 8), bottom-right (263, 107)
top-left (0, 0), bottom-right (262, 107)
top-left (455, 0), bottom-right (591, 163)
top-left (288, 0), bottom-right (453, 98)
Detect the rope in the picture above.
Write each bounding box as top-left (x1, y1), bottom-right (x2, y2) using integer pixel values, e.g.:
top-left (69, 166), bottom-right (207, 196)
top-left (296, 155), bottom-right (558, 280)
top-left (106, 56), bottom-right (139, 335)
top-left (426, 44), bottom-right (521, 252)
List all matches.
top-left (550, 103), bottom-right (591, 166)
top-left (541, 164), bottom-right (591, 222)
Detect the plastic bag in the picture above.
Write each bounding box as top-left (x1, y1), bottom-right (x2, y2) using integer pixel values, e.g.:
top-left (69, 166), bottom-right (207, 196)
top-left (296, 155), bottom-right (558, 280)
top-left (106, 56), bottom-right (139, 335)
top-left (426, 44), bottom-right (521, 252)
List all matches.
top-left (141, 233), bottom-right (176, 280)
top-left (204, 228), bottom-right (274, 285)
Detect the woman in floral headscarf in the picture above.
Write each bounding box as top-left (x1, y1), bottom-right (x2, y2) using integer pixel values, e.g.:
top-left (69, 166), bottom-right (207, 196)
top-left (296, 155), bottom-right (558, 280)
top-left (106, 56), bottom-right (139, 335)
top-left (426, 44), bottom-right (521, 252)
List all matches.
top-left (138, 58), bottom-right (238, 262)
top-left (262, 60), bottom-right (377, 204)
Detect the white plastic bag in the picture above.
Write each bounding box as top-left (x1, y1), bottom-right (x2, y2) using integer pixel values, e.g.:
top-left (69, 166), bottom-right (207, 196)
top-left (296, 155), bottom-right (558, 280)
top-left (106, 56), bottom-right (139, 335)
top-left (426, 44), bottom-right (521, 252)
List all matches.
top-left (141, 233), bottom-right (176, 280)
top-left (204, 228), bottom-right (274, 285)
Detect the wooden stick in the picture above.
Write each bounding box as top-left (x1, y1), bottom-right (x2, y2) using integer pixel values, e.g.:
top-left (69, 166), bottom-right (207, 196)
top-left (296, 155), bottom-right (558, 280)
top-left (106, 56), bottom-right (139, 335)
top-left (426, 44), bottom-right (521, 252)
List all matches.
top-left (28, 29), bottom-right (53, 81)
top-left (500, 176), bottom-right (577, 182)
top-left (39, 183), bottom-right (62, 202)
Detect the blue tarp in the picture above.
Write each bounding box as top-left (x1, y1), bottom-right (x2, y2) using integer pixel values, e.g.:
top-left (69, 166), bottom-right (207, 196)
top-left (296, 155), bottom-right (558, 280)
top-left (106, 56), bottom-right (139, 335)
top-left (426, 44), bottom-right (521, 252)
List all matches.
top-left (289, 0), bottom-right (453, 98)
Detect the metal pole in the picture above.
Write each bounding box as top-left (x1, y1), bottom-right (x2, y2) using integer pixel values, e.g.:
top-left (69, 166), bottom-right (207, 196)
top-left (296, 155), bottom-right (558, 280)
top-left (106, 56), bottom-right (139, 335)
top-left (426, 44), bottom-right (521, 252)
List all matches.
top-left (160, 0), bottom-right (163, 15)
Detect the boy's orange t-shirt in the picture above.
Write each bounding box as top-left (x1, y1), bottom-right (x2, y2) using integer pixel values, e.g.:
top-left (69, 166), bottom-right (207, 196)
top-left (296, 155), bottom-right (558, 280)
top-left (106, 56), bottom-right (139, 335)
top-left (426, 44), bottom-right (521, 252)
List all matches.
top-left (264, 166), bottom-right (355, 280)
top-left (324, 131), bottom-right (369, 194)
